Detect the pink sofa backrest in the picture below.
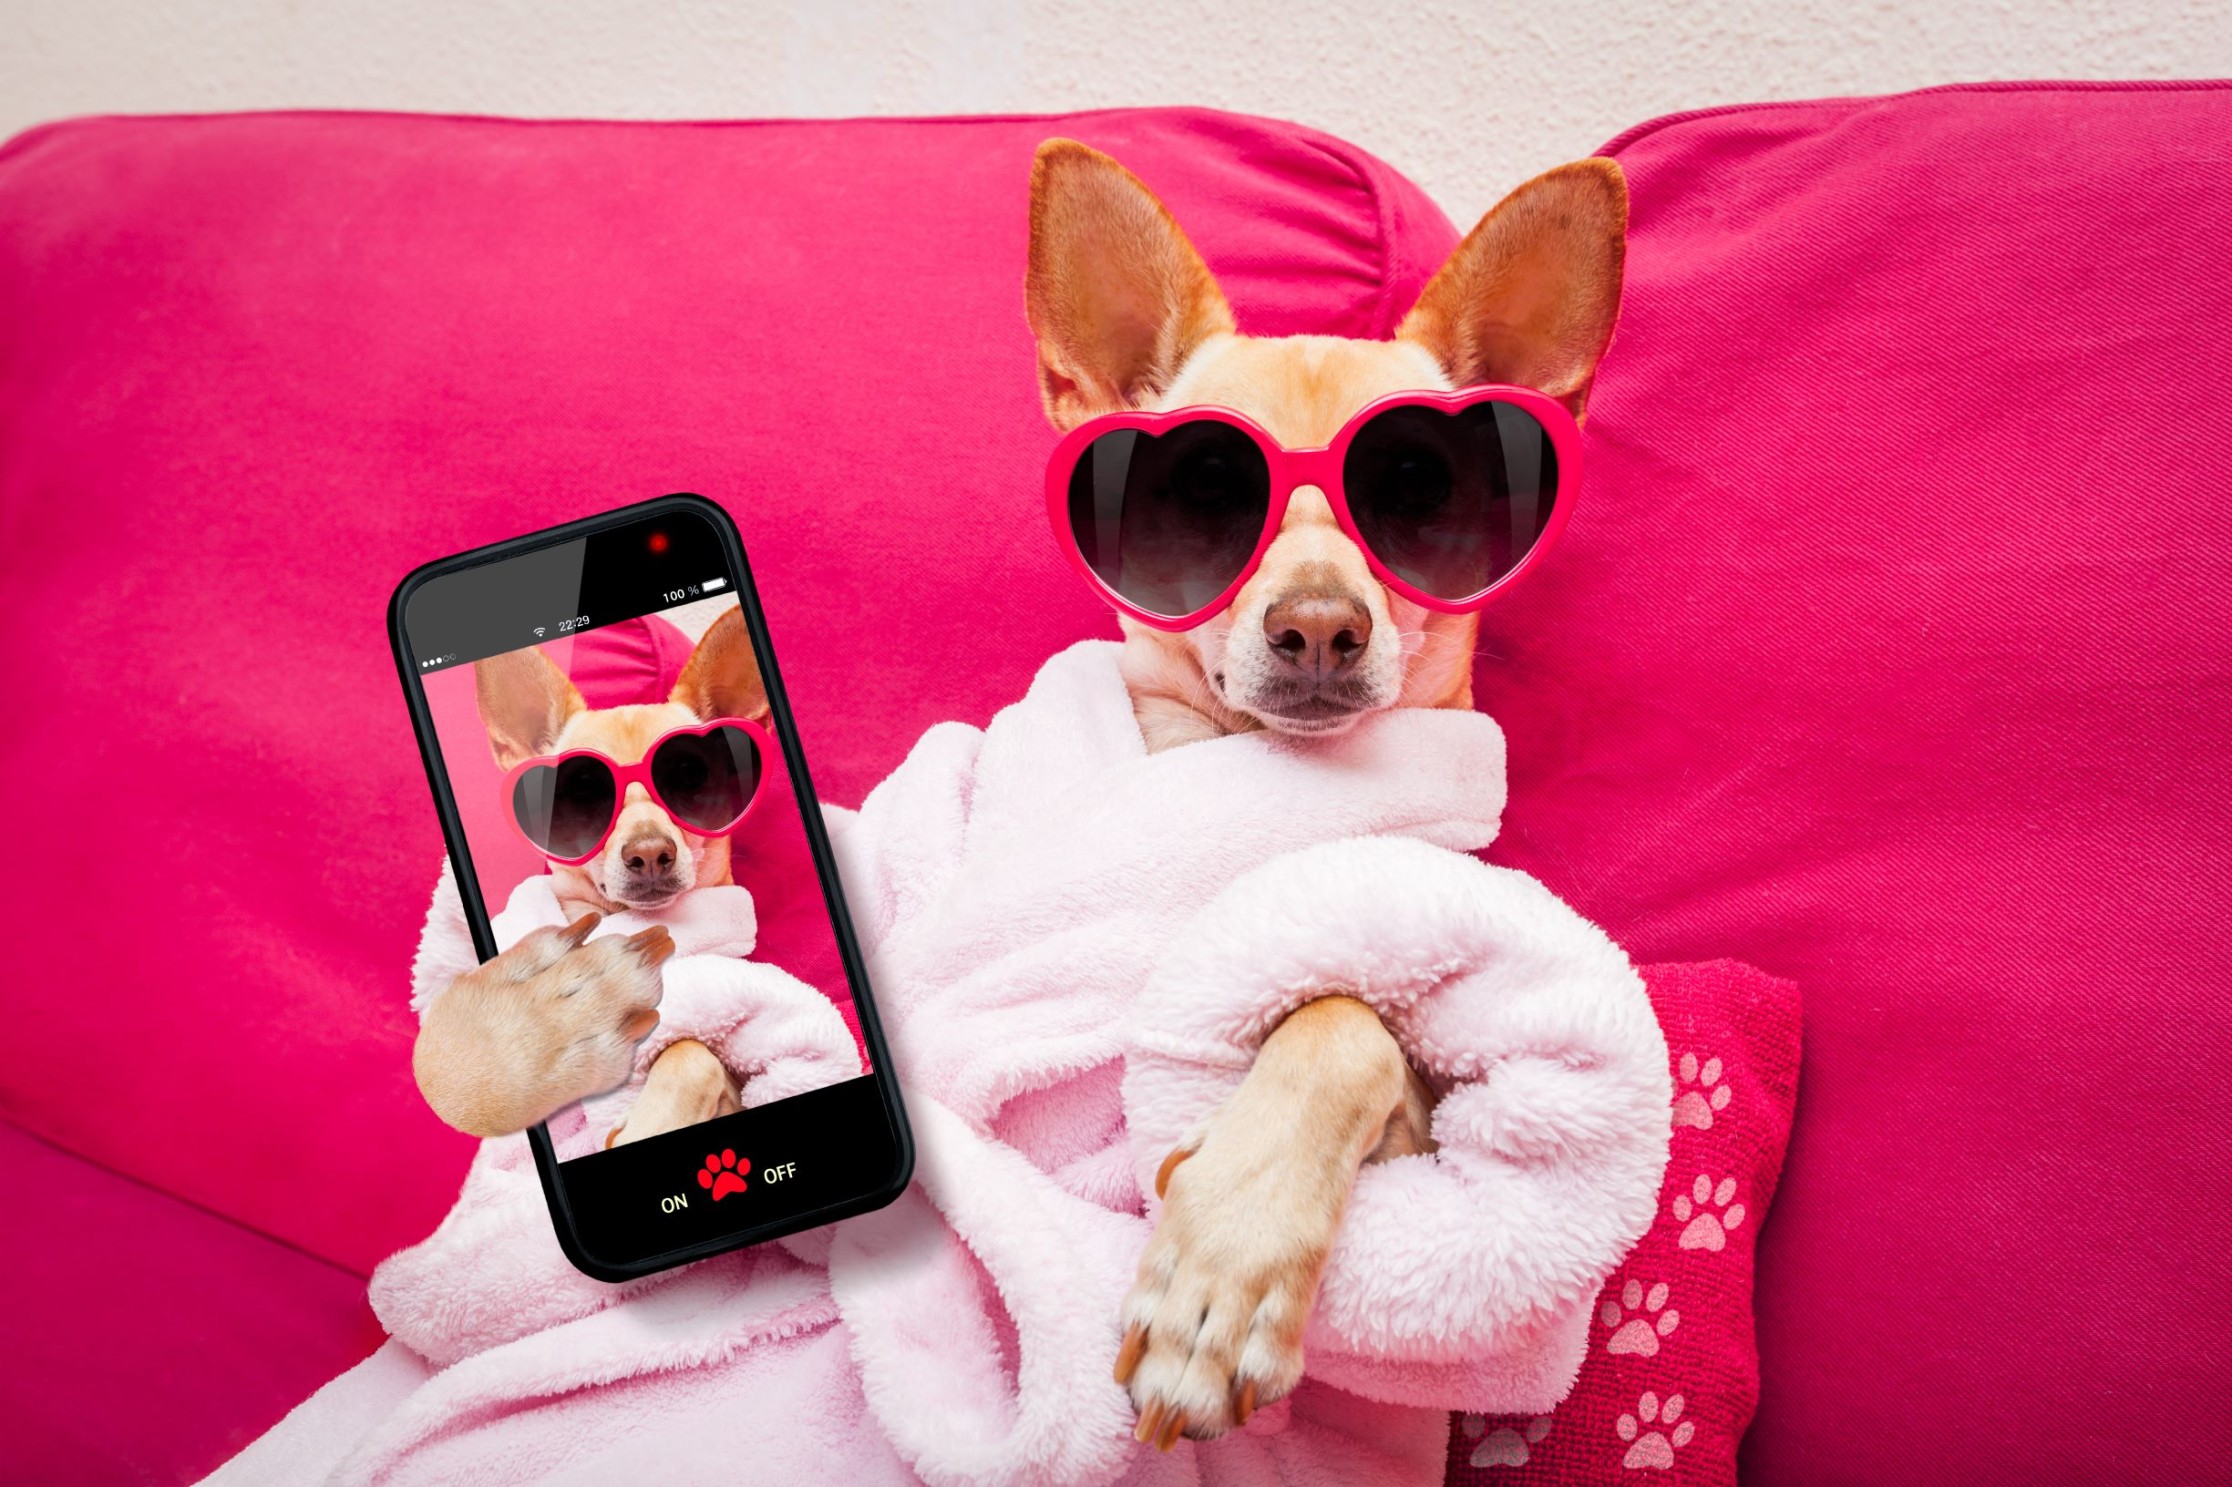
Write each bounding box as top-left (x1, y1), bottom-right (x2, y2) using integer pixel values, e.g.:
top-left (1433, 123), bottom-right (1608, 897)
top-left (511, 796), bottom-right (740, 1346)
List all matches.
top-left (0, 107), bottom-right (1455, 1274)
top-left (4, 85), bottom-right (2222, 1480)
top-left (1477, 82), bottom-right (2231, 1479)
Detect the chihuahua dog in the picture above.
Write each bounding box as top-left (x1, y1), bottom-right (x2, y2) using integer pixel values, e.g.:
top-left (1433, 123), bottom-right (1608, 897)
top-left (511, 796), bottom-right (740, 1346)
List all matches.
top-left (414, 606), bottom-right (770, 1146)
top-left (412, 142), bottom-right (1625, 1448)
top-left (1028, 139), bottom-right (1625, 1446)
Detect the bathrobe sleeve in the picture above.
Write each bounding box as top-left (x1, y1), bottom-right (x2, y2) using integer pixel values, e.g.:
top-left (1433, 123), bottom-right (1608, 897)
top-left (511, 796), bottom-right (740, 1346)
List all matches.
top-left (1120, 835), bottom-right (1672, 1414)
top-left (601, 953), bottom-right (862, 1112)
top-left (820, 720), bottom-right (987, 955)
top-left (367, 1132), bottom-right (654, 1367)
top-left (408, 857), bottom-right (482, 1016)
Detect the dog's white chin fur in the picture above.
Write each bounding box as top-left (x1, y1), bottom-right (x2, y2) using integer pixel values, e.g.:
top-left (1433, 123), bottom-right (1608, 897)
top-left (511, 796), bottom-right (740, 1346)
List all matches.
top-left (1247, 706), bottom-right (1378, 737)
top-left (577, 868), bottom-right (690, 914)
top-left (612, 889), bottom-right (685, 912)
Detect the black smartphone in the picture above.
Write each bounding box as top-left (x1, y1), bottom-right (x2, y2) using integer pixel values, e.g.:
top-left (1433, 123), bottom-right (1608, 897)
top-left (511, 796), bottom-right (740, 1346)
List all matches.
top-left (389, 494), bottom-right (911, 1280)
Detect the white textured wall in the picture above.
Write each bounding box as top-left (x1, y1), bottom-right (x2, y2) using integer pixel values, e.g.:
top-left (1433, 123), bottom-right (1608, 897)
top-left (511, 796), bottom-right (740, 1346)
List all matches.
top-left (8, 0), bottom-right (2228, 225)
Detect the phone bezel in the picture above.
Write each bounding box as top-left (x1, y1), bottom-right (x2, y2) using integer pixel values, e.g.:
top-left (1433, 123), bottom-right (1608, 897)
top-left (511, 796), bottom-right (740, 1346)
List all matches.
top-left (388, 492), bottom-right (913, 1280)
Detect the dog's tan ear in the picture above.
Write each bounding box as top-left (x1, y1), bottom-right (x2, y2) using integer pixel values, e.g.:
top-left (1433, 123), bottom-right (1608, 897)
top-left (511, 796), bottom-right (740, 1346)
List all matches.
top-left (671, 607), bottom-right (768, 723)
top-left (1398, 159), bottom-right (1628, 419)
top-left (475, 647), bottom-right (585, 772)
top-left (1026, 139), bottom-right (1236, 431)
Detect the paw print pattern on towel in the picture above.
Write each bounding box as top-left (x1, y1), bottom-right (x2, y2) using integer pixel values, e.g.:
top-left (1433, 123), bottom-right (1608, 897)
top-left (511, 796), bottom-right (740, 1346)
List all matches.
top-left (1670, 1051), bottom-right (1732, 1130)
top-left (1672, 1173), bottom-right (1746, 1251)
top-left (1601, 1278), bottom-right (1680, 1356)
top-left (1459, 1413), bottom-right (1551, 1468)
top-left (1616, 1391), bottom-right (1693, 1470)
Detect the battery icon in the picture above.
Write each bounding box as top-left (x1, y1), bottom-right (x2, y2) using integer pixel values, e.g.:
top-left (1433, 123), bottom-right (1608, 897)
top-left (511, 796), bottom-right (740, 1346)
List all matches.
top-left (701, 576), bottom-right (729, 592)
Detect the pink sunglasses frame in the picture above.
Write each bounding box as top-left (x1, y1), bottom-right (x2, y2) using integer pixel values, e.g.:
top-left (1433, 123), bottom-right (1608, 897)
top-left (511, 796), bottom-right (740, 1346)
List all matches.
top-left (1044, 384), bottom-right (1583, 632)
top-left (500, 715), bottom-right (774, 866)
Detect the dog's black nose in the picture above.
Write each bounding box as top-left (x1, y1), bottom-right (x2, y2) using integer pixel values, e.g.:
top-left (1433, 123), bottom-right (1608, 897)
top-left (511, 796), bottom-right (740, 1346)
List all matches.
top-left (1264, 593), bottom-right (1372, 679)
top-left (621, 834), bottom-right (678, 877)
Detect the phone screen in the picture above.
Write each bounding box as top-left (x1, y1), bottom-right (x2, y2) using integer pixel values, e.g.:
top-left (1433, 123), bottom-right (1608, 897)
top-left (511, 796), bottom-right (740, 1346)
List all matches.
top-left (396, 501), bottom-right (903, 1273)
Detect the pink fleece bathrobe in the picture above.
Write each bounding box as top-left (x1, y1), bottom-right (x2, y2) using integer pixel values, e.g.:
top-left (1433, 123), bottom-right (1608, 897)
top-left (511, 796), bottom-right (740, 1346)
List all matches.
top-left (213, 642), bottom-right (1670, 1487)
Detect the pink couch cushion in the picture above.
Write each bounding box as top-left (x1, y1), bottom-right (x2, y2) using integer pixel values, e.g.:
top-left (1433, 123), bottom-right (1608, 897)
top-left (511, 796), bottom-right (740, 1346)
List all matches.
top-left (0, 108), bottom-right (1456, 1280)
top-left (1473, 82), bottom-right (2231, 1479)
top-left (0, 1121), bottom-right (384, 1486)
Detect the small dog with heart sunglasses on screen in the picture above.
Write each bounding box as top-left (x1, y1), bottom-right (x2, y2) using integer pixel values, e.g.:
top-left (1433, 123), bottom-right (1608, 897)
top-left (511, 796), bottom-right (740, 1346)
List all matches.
top-left (414, 607), bottom-right (776, 1146)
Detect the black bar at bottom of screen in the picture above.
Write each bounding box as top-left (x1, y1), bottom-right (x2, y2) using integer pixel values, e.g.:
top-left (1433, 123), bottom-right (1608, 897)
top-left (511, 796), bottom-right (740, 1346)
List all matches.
top-left (556, 1074), bottom-right (899, 1263)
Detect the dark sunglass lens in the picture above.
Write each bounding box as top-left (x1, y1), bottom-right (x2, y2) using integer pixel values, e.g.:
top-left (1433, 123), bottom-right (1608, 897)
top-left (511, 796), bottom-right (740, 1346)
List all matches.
top-left (1067, 421), bottom-right (1272, 618)
top-left (513, 756), bottom-right (617, 859)
top-left (1342, 401), bottom-right (1559, 601)
top-left (652, 726), bottom-right (760, 833)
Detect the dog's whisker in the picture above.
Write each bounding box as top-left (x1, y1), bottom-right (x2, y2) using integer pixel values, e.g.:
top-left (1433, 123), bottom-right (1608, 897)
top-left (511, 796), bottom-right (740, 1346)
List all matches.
top-left (1176, 663), bottom-right (1229, 721)
top-left (1397, 625), bottom-right (1477, 664)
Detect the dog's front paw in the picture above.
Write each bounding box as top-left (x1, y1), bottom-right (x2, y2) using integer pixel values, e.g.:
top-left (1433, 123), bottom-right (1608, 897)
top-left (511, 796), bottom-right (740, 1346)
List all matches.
top-left (606, 1037), bottom-right (740, 1147)
top-left (1114, 1133), bottom-right (1329, 1447)
top-left (1114, 996), bottom-right (1415, 1448)
top-left (415, 915), bottom-right (674, 1137)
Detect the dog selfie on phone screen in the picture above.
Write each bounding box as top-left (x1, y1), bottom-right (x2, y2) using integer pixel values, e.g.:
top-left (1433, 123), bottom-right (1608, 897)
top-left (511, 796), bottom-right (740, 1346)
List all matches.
top-left (414, 592), bottom-right (868, 1160)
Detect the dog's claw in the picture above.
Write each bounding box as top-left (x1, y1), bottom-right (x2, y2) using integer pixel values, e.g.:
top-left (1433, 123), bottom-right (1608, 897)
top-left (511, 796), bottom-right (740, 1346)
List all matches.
top-left (623, 924), bottom-right (677, 966)
top-left (1114, 1324), bottom-right (1146, 1385)
top-left (1133, 1401), bottom-right (1164, 1445)
top-left (1156, 1409), bottom-right (1186, 1451)
top-left (1154, 1144), bottom-right (1196, 1200)
top-left (1234, 1378), bottom-right (1257, 1427)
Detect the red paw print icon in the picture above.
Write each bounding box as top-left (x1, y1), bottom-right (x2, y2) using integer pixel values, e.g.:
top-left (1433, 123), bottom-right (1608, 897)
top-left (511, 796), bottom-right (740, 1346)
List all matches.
top-left (697, 1148), bottom-right (751, 1201)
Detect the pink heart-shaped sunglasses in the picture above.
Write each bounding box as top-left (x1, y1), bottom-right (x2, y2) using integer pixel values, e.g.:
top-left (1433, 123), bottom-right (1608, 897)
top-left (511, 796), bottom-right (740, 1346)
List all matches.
top-left (502, 716), bottom-right (770, 865)
top-left (1045, 385), bottom-right (1581, 630)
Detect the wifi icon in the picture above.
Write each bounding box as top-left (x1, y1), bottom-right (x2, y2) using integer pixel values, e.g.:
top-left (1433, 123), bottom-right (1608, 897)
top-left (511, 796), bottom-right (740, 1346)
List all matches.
top-left (533, 627), bottom-right (546, 638)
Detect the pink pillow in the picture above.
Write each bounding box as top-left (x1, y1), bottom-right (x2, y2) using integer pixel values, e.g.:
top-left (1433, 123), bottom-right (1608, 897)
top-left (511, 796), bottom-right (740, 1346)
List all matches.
top-left (1474, 81), bottom-right (2232, 1477)
top-left (1446, 960), bottom-right (1800, 1486)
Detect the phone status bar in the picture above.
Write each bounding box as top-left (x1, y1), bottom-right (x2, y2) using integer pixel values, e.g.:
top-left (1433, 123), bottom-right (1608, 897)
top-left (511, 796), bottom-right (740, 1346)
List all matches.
top-left (403, 511), bottom-right (739, 679)
top-left (414, 574), bottom-right (729, 675)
